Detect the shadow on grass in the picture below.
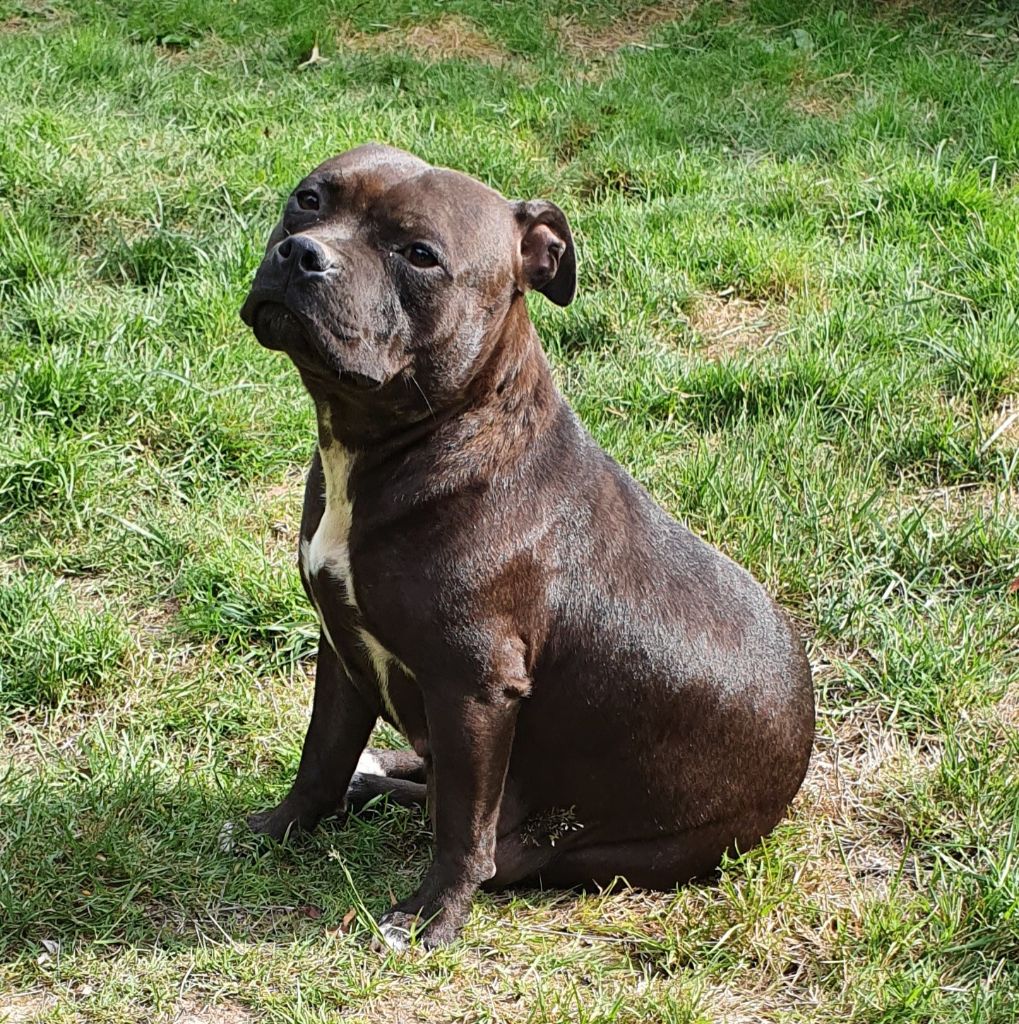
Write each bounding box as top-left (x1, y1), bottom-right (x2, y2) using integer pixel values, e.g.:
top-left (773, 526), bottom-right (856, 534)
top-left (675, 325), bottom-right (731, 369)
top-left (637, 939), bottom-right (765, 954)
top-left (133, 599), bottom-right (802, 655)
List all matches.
top-left (0, 758), bottom-right (448, 956)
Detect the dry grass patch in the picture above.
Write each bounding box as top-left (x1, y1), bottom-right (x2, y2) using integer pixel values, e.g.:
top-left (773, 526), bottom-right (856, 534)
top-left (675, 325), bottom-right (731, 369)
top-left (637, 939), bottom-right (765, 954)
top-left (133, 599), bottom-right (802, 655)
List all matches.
top-left (982, 393), bottom-right (1019, 452)
top-left (248, 469), bottom-right (305, 555)
top-left (687, 292), bottom-right (788, 359)
top-left (343, 975), bottom-right (524, 1024)
top-left (0, 1), bottom-right (69, 34)
top-left (788, 82), bottom-right (849, 120)
top-left (679, 712), bottom-right (941, 1018)
top-left (172, 997), bottom-right (254, 1024)
top-left (553, 1), bottom-right (697, 58)
top-left (918, 480), bottom-right (1019, 521)
top-left (797, 714), bottom-right (937, 876)
top-left (0, 991), bottom-right (57, 1024)
top-left (338, 15), bottom-right (509, 67)
top-left (991, 681), bottom-right (1019, 731)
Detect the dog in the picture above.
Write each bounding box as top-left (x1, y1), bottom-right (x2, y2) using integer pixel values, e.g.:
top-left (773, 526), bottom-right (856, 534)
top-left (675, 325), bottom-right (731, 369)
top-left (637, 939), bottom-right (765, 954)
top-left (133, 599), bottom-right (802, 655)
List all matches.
top-left (239, 143), bottom-right (814, 949)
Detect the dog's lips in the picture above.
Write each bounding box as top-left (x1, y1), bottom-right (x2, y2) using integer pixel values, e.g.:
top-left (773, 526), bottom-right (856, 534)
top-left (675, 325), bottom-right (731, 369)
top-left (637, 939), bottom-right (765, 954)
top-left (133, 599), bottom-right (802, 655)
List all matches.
top-left (241, 295), bottom-right (383, 391)
top-left (243, 297), bottom-right (310, 353)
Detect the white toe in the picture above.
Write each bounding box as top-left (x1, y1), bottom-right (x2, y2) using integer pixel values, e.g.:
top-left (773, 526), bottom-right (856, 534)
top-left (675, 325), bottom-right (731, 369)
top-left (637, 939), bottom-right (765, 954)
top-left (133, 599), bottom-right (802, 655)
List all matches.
top-left (376, 920), bottom-right (411, 951)
top-left (217, 820), bottom-right (236, 853)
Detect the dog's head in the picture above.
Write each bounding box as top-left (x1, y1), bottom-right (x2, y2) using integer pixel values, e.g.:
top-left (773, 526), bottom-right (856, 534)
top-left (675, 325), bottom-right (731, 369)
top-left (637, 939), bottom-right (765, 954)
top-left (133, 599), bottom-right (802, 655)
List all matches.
top-left (241, 143), bottom-right (574, 410)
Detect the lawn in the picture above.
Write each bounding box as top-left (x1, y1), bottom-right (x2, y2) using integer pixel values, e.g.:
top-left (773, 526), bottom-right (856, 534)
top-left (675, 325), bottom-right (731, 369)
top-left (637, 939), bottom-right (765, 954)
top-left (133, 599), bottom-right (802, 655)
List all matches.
top-left (1, 0), bottom-right (1018, 1020)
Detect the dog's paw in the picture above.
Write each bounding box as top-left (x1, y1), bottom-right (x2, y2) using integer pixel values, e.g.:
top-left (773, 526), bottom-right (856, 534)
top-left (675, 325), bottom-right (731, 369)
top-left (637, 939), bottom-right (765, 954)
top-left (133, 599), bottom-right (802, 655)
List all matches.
top-left (371, 911), bottom-right (416, 952)
top-left (246, 799), bottom-right (325, 843)
top-left (371, 902), bottom-right (466, 951)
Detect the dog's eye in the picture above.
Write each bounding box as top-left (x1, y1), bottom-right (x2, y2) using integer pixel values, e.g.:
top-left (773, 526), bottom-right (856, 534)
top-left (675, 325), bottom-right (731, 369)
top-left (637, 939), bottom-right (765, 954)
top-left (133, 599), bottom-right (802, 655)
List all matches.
top-left (403, 243), bottom-right (439, 269)
top-left (295, 190), bottom-right (320, 212)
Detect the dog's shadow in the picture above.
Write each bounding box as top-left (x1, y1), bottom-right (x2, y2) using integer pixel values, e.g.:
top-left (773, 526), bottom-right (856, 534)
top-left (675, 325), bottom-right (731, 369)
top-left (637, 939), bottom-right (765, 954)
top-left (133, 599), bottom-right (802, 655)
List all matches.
top-left (1, 760), bottom-right (730, 958)
top-left (0, 768), bottom-right (479, 954)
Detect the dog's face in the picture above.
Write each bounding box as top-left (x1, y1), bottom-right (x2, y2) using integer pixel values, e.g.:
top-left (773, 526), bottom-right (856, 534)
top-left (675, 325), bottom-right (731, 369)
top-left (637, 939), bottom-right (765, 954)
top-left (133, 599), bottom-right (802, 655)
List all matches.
top-left (241, 143), bottom-right (575, 410)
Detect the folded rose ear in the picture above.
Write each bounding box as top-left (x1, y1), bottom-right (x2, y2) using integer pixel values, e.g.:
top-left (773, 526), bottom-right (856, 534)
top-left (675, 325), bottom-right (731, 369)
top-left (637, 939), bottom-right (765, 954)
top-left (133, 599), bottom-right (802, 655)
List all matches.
top-left (511, 199), bottom-right (577, 307)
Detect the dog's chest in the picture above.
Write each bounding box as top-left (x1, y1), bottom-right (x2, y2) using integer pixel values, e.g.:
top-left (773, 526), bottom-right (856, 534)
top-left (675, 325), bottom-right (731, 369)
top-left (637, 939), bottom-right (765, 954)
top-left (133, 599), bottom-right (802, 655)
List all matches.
top-left (300, 442), bottom-right (406, 729)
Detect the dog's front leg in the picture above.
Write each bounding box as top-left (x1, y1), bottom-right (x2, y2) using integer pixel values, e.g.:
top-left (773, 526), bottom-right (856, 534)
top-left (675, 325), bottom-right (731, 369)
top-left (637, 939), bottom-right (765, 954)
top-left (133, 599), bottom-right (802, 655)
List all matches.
top-left (248, 635), bottom-right (376, 840)
top-left (376, 669), bottom-right (522, 950)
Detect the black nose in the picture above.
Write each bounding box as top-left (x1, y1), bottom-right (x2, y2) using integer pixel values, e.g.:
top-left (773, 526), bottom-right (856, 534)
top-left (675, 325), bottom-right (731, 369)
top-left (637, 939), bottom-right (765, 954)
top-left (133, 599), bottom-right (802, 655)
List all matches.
top-left (273, 235), bottom-right (335, 275)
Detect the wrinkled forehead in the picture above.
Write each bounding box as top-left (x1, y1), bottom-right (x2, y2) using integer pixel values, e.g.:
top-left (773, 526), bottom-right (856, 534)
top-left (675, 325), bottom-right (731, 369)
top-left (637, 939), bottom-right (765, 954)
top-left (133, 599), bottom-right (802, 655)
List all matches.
top-left (311, 143), bottom-right (430, 197)
top-left (301, 145), bottom-right (515, 247)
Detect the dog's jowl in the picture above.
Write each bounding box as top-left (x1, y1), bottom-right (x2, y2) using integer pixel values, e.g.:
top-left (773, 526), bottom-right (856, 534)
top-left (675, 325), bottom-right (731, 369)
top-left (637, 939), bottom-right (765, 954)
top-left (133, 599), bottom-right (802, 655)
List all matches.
top-left (239, 144), bottom-right (815, 949)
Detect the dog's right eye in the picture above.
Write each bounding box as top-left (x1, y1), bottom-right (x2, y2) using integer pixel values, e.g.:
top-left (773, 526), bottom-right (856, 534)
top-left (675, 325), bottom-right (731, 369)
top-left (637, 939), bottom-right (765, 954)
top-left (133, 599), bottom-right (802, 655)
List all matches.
top-left (403, 243), bottom-right (439, 269)
top-left (295, 190), bottom-right (320, 211)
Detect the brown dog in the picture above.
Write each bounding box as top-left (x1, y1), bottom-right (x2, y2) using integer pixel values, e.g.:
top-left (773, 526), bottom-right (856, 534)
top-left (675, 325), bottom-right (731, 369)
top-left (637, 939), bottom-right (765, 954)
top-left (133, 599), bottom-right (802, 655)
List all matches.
top-left (239, 143), bottom-right (814, 949)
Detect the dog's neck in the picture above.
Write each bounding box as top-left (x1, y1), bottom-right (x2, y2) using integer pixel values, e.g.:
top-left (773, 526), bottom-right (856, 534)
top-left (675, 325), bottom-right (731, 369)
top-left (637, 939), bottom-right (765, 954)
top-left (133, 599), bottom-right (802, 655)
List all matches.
top-left (308, 296), bottom-right (562, 483)
top-left (434, 296), bottom-right (562, 483)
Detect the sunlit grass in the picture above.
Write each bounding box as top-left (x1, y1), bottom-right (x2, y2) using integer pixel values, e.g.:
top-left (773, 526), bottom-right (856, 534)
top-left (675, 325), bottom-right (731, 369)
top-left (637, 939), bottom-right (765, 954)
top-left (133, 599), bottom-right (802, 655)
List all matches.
top-left (1, 1), bottom-right (1017, 1021)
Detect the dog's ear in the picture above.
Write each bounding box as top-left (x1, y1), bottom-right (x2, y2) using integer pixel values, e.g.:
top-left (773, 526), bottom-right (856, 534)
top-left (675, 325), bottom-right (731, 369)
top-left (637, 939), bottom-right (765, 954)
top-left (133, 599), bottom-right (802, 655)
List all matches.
top-left (511, 199), bottom-right (576, 307)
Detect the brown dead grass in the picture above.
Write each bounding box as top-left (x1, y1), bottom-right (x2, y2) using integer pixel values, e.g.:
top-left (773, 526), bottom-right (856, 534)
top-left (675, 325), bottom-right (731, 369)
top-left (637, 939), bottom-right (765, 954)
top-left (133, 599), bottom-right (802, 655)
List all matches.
top-left (343, 979), bottom-right (521, 1024)
top-left (253, 468), bottom-right (305, 546)
top-left (993, 682), bottom-right (1019, 731)
top-left (983, 394), bottom-right (1019, 452)
top-left (788, 68), bottom-right (853, 120)
top-left (918, 480), bottom-right (1019, 520)
top-left (553, 1), bottom-right (697, 57)
top-left (338, 15), bottom-right (509, 66)
top-left (789, 89), bottom-right (846, 119)
top-left (0, 992), bottom-right (57, 1024)
top-left (173, 997), bottom-right (254, 1024)
top-left (57, 573), bottom-right (113, 616)
top-left (0, 2), bottom-right (68, 34)
top-left (692, 708), bottom-right (937, 1018)
top-left (688, 293), bottom-right (788, 359)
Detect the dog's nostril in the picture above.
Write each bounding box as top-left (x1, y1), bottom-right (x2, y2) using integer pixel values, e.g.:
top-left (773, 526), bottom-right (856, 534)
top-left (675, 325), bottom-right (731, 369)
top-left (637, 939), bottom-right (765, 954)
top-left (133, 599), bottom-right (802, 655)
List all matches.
top-left (300, 247), bottom-right (328, 273)
top-left (277, 235), bottom-right (332, 274)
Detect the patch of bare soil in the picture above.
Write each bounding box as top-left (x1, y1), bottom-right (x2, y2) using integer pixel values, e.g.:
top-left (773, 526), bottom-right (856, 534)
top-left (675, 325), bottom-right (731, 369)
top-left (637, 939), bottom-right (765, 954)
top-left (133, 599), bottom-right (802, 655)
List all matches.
top-left (983, 394), bottom-right (1019, 452)
top-left (0, 1), bottom-right (69, 33)
top-left (173, 998), bottom-right (254, 1024)
top-left (553, 1), bottom-right (697, 57)
top-left (788, 85), bottom-right (847, 119)
top-left (687, 292), bottom-right (787, 359)
top-left (0, 992), bottom-right (57, 1023)
top-left (338, 15), bottom-right (509, 66)
top-left (995, 682), bottom-right (1019, 730)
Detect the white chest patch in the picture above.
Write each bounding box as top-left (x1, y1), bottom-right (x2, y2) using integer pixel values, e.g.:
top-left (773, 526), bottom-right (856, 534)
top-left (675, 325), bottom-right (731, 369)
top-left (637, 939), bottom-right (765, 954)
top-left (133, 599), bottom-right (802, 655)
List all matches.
top-left (304, 442), bottom-right (355, 599)
top-left (299, 426), bottom-right (405, 730)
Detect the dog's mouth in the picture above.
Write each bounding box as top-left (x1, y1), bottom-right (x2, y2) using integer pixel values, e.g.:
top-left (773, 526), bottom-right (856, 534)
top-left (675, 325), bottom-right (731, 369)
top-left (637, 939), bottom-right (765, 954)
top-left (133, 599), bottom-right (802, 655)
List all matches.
top-left (241, 296), bottom-right (382, 390)
top-left (244, 299), bottom-right (303, 347)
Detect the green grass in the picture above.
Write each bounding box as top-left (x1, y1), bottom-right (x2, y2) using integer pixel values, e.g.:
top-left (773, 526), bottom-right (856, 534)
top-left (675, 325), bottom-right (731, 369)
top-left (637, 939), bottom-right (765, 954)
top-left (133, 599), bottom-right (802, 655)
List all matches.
top-left (2, 0), bottom-right (1018, 1020)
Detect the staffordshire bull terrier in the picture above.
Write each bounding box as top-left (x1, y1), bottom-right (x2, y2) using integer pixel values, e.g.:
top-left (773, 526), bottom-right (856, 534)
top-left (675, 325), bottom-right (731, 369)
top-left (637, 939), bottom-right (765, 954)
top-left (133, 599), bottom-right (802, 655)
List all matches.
top-left (239, 143), bottom-right (814, 949)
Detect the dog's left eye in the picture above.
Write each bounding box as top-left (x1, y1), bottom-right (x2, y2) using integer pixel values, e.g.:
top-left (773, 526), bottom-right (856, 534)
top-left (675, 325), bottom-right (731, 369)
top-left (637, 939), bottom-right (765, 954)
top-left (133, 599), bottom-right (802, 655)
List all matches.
top-left (295, 190), bottom-right (320, 211)
top-left (403, 243), bottom-right (439, 269)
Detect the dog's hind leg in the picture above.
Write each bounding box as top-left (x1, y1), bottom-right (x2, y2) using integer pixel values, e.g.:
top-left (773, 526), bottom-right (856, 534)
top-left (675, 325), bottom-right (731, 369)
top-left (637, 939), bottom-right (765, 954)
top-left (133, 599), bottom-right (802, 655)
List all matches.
top-left (345, 773), bottom-right (427, 812)
top-left (346, 748), bottom-right (428, 811)
top-left (534, 810), bottom-right (786, 890)
top-left (354, 748), bottom-right (426, 783)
